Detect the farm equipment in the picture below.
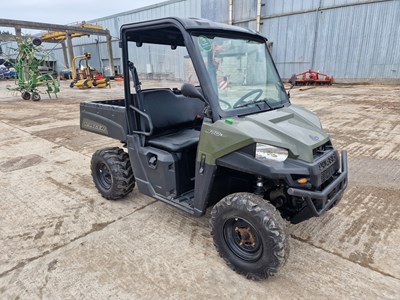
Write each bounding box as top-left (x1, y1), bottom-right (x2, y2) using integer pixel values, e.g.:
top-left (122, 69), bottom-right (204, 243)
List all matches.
top-left (41, 21), bottom-right (104, 42)
top-left (80, 17), bottom-right (348, 280)
top-left (69, 52), bottom-right (110, 89)
top-left (291, 69), bottom-right (334, 86)
top-left (7, 38), bottom-right (59, 101)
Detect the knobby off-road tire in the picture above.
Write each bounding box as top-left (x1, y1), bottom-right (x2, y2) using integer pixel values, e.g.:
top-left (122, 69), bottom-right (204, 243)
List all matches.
top-left (210, 192), bottom-right (289, 280)
top-left (91, 147), bottom-right (135, 200)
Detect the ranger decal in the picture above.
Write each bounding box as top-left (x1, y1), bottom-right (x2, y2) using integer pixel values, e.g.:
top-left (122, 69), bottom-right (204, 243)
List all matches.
top-left (82, 118), bottom-right (108, 134)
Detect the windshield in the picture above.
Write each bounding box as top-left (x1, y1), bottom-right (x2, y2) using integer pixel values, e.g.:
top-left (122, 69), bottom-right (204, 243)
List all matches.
top-left (192, 33), bottom-right (288, 112)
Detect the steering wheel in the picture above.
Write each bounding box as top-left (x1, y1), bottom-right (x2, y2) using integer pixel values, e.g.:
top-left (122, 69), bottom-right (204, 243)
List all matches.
top-left (219, 99), bottom-right (232, 110)
top-left (233, 89), bottom-right (263, 108)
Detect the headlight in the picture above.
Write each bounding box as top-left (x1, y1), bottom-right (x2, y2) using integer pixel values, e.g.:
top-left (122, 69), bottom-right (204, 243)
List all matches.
top-left (255, 143), bottom-right (288, 162)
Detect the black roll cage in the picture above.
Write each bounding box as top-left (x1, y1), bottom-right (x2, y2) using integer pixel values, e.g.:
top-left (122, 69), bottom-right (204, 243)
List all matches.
top-left (120, 17), bottom-right (289, 135)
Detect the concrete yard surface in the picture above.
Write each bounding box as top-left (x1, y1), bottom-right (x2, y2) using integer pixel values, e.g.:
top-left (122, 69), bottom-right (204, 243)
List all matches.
top-left (0, 81), bottom-right (399, 299)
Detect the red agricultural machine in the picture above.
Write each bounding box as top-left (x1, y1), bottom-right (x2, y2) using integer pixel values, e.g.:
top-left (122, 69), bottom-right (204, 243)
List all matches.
top-left (291, 70), bottom-right (334, 86)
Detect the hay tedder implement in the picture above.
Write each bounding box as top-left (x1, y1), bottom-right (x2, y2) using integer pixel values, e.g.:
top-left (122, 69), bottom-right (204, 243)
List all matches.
top-left (9, 38), bottom-right (59, 101)
top-left (291, 69), bottom-right (333, 86)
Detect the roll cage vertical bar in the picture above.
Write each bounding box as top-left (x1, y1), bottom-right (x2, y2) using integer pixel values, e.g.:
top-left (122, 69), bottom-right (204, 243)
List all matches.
top-left (120, 30), bottom-right (136, 135)
top-left (120, 19), bottom-right (223, 127)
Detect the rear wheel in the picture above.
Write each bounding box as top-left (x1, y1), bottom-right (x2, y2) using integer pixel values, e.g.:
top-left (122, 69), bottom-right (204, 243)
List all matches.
top-left (21, 91), bottom-right (31, 100)
top-left (210, 192), bottom-right (289, 280)
top-left (91, 147), bottom-right (135, 200)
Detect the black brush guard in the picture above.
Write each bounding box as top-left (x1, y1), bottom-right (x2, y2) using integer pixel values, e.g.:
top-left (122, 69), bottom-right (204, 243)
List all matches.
top-left (287, 150), bottom-right (348, 222)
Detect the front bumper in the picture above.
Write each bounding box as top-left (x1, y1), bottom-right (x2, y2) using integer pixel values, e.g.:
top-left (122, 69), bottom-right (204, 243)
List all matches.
top-left (287, 150), bottom-right (348, 223)
top-left (216, 147), bottom-right (349, 223)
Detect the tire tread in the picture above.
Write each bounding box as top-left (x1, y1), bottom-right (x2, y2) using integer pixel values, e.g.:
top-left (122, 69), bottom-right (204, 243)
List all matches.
top-left (210, 192), bottom-right (289, 280)
top-left (91, 147), bottom-right (135, 200)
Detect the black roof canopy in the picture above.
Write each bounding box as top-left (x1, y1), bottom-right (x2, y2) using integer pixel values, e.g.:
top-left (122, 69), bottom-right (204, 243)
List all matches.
top-left (121, 17), bottom-right (264, 46)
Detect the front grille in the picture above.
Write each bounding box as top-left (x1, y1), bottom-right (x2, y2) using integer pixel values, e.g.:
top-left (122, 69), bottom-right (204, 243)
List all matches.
top-left (317, 151), bottom-right (337, 185)
top-left (318, 153), bottom-right (336, 171)
top-left (321, 165), bottom-right (336, 184)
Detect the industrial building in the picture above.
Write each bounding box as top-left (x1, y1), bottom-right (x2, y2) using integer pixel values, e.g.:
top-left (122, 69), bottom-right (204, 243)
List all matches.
top-left (40, 0), bottom-right (400, 83)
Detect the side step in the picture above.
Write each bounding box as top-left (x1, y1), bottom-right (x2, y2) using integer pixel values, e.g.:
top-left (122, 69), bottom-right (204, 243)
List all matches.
top-left (153, 190), bottom-right (195, 214)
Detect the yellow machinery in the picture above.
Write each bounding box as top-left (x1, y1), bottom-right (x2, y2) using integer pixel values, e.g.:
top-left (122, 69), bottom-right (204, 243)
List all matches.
top-left (70, 52), bottom-right (110, 89)
top-left (41, 22), bottom-right (104, 42)
top-left (41, 21), bottom-right (111, 88)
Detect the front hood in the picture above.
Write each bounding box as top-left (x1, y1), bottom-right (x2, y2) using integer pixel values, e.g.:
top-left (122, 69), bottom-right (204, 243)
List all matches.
top-left (198, 104), bottom-right (330, 164)
top-left (241, 105), bottom-right (329, 162)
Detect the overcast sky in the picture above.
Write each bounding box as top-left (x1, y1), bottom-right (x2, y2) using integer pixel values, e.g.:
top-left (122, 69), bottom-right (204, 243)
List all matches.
top-left (1, 0), bottom-right (167, 33)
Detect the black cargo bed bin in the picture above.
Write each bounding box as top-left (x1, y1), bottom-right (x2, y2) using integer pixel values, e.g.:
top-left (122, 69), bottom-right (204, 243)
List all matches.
top-left (80, 99), bottom-right (128, 141)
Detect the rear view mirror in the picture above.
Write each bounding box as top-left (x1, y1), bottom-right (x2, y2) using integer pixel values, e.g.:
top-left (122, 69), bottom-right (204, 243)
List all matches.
top-left (181, 83), bottom-right (206, 102)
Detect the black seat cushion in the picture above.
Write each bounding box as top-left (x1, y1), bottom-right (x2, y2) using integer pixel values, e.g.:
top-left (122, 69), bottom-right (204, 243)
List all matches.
top-left (141, 89), bottom-right (204, 134)
top-left (147, 129), bottom-right (200, 152)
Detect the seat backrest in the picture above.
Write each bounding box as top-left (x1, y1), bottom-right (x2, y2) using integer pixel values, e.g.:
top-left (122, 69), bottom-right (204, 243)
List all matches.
top-left (141, 89), bottom-right (204, 135)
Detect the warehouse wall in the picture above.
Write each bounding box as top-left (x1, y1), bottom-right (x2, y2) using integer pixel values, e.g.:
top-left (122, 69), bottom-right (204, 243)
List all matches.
top-left (47, 0), bottom-right (400, 82)
top-left (48, 0), bottom-right (201, 74)
top-left (203, 0), bottom-right (400, 81)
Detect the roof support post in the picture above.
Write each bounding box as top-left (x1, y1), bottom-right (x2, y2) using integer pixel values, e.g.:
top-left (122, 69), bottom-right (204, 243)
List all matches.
top-left (66, 31), bottom-right (74, 70)
top-left (61, 40), bottom-right (69, 68)
top-left (15, 26), bottom-right (22, 45)
top-left (106, 34), bottom-right (114, 77)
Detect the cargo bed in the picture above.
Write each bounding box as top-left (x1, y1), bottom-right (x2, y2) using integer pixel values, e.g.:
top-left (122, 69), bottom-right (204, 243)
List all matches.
top-left (80, 99), bottom-right (128, 141)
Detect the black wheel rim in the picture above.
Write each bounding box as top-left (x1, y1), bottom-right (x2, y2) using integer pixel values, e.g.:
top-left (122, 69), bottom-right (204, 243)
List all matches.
top-left (96, 162), bottom-right (112, 190)
top-left (223, 217), bottom-right (262, 262)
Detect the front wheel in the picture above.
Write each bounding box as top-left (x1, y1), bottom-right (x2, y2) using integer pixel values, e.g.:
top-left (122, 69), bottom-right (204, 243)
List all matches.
top-left (91, 147), bottom-right (135, 200)
top-left (210, 192), bottom-right (289, 280)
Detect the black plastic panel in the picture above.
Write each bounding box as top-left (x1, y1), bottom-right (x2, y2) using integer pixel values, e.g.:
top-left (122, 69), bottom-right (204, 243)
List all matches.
top-left (80, 100), bottom-right (128, 141)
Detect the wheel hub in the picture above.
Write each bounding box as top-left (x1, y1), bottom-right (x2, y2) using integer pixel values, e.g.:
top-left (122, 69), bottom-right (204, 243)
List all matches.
top-left (97, 162), bottom-right (112, 189)
top-left (223, 217), bottom-right (262, 262)
top-left (235, 226), bottom-right (256, 246)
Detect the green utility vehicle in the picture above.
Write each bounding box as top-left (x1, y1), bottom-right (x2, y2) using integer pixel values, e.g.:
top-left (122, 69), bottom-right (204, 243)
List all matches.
top-left (80, 17), bottom-right (348, 280)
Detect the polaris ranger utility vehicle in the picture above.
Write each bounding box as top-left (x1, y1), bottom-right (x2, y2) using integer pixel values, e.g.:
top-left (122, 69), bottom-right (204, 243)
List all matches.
top-left (80, 17), bottom-right (348, 280)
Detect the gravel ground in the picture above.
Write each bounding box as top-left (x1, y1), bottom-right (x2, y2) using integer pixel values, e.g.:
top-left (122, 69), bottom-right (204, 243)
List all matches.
top-left (0, 80), bottom-right (399, 299)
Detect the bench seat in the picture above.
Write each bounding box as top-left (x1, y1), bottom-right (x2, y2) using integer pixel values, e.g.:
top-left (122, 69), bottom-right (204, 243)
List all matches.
top-left (141, 89), bottom-right (204, 152)
top-left (147, 129), bottom-right (200, 152)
